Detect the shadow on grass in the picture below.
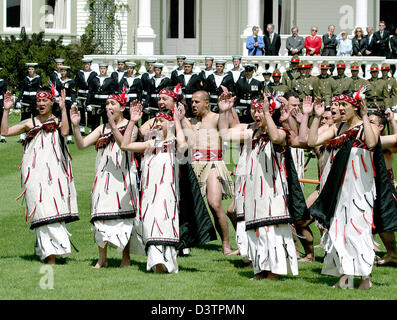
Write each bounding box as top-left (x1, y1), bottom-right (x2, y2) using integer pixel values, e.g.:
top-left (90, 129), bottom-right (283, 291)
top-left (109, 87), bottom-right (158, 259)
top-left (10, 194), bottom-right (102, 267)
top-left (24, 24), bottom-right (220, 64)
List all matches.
top-left (19, 254), bottom-right (69, 265)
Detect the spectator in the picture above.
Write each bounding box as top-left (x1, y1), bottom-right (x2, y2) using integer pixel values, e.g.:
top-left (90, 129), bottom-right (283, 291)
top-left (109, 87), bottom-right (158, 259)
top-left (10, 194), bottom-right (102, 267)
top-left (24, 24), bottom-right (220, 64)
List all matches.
top-left (264, 23), bottom-right (281, 56)
top-left (391, 27), bottom-right (397, 76)
top-left (373, 21), bottom-right (391, 58)
top-left (336, 30), bottom-right (352, 56)
top-left (286, 26), bottom-right (304, 56)
top-left (246, 26), bottom-right (265, 56)
top-left (364, 26), bottom-right (375, 56)
top-left (304, 26), bottom-right (322, 56)
top-left (352, 27), bottom-right (366, 56)
top-left (322, 24), bottom-right (337, 75)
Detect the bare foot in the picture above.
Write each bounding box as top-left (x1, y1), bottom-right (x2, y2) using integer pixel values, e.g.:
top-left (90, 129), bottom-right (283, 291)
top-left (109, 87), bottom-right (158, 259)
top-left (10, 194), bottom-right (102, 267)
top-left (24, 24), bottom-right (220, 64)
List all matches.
top-left (358, 277), bottom-right (372, 290)
top-left (92, 260), bottom-right (108, 269)
top-left (222, 244), bottom-right (233, 255)
top-left (46, 255), bottom-right (56, 265)
top-left (332, 275), bottom-right (354, 289)
top-left (120, 259), bottom-right (130, 268)
top-left (250, 271), bottom-right (267, 280)
top-left (298, 255), bottom-right (315, 262)
top-left (266, 272), bottom-right (279, 281)
top-left (376, 254), bottom-right (397, 266)
top-left (155, 264), bottom-right (165, 273)
top-left (227, 249), bottom-right (240, 256)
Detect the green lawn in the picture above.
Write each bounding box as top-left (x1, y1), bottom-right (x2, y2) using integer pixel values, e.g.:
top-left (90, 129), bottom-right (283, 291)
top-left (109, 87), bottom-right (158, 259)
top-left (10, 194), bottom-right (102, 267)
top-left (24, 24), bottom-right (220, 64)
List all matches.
top-left (0, 112), bottom-right (396, 300)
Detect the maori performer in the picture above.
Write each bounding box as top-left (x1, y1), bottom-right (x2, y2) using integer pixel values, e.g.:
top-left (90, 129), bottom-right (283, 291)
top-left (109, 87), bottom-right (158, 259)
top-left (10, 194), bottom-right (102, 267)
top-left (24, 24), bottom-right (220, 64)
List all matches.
top-left (1, 88), bottom-right (79, 264)
top-left (182, 89), bottom-right (238, 255)
top-left (219, 93), bottom-right (308, 280)
top-left (70, 92), bottom-right (142, 268)
top-left (121, 89), bottom-right (216, 273)
top-left (308, 92), bottom-right (397, 289)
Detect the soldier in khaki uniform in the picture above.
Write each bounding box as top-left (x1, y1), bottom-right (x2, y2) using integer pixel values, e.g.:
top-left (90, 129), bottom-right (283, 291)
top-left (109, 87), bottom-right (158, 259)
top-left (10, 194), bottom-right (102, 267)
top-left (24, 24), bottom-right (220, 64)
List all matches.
top-left (282, 55), bottom-right (301, 90)
top-left (291, 61), bottom-right (319, 101)
top-left (332, 60), bottom-right (354, 95)
top-left (350, 62), bottom-right (369, 91)
top-left (270, 68), bottom-right (289, 96)
top-left (316, 61), bottom-right (335, 107)
top-left (366, 63), bottom-right (390, 110)
top-left (381, 63), bottom-right (397, 107)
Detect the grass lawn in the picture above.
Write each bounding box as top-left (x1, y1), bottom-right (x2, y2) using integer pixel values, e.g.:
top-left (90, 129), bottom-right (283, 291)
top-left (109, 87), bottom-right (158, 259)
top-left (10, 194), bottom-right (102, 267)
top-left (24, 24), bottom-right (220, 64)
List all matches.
top-left (0, 112), bottom-right (396, 300)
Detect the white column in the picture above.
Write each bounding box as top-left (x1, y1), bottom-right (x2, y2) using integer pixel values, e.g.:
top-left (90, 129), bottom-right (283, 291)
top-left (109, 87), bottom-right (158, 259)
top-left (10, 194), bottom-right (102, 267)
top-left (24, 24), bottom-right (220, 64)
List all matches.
top-left (241, 0), bottom-right (262, 56)
top-left (355, 0), bottom-right (368, 29)
top-left (136, 0), bottom-right (156, 55)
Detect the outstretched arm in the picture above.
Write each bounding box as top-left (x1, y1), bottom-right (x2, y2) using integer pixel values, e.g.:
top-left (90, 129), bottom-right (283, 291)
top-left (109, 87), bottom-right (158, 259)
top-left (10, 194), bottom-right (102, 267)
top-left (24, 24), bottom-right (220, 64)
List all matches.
top-left (70, 105), bottom-right (101, 149)
top-left (1, 91), bottom-right (32, 136)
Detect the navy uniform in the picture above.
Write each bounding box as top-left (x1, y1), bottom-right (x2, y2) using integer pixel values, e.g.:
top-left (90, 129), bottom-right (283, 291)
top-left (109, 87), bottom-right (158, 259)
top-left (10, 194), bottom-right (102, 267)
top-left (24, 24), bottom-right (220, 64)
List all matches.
top-left (16, 63), bottom-right (42, 142)
top-left (332, 61), bottom-right (354, 95)
top-left (119, 62), bottom-right (143, 119)
top-left (49, 58), bottom-right (64, 86)
top-left (141, 58), bottom-right (157, 109)
top-left (262, 69), bottom-right (274, 95)
top-left (55, 66), bottom-right (76, 144)
top-left (111, 58), bottom-right (128, 92)
top-left (199, 56), bottom-right (215, 85)
top-left (350, 62), bottom-right (369, 92)
top-left (282, 55), bottom-right (300, 90)
top-left (177, 60), bottom-right (202, 116)
top-left (0, 67), bottom-right (7, 142)
top-left (146, 63), bottom-right (171, 116)
top-left (291, 61), bottom-right (320, 101)
top-left (86, 63), bottom-right (118, 127)
top-left (366, 63), bottom-right (390, 110)
top-left (170, 55), bottom-right (186, 86)
top-left (227, 55), bottom-right (245, 84)
top-left (74, 58), bottom-right (98, 134)
top-left (381, 63), bottom-right (397, 107)
top-left (205, 60), bottom-right (235, 112)
top-left (234, 64), bottom-right (263, 122)
top-left (316, 61), bottom-right (335, 107)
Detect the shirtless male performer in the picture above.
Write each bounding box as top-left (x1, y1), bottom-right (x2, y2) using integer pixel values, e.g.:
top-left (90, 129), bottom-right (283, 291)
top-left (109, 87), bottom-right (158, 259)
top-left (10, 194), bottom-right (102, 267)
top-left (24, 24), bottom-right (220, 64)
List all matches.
top-left (182, 90), bottom-right (239, 255)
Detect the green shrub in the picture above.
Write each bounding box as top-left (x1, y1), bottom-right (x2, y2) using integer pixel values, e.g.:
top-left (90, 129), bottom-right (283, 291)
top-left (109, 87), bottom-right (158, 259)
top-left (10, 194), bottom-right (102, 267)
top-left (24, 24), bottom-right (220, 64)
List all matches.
top-left (0, 28), bottom-right (100, 93)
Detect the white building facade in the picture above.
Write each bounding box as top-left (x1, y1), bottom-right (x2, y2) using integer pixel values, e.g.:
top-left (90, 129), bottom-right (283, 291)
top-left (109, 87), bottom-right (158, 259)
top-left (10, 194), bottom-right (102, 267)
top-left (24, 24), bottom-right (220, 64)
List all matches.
top-left (0, 0), bottom-right (393, 56)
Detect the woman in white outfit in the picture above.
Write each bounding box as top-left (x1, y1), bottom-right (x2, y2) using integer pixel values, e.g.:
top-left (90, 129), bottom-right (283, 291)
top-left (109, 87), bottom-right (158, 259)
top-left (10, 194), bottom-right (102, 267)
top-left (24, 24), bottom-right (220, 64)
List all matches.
top-left (308, 93), bottom-right (379, 289)
top-left (70, 92), bottom-right (142, 268)
top-left (1, 88), bottom-right (79, 264)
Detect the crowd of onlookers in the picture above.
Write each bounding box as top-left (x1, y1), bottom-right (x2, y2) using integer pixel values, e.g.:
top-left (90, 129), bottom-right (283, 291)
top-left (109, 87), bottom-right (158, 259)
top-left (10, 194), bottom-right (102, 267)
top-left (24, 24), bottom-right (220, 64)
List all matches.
top-left (247, 22), bottom-right (397, 60)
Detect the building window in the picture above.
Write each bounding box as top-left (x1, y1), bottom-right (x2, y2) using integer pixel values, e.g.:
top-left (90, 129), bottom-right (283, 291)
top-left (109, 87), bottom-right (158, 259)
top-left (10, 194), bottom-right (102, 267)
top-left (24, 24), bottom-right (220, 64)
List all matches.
top-left (167, 0), bottom-right (196, 39)
top-left (5, 0), bottom-right (32, 29)
top-left (44, 0), bottom-right (68, 30)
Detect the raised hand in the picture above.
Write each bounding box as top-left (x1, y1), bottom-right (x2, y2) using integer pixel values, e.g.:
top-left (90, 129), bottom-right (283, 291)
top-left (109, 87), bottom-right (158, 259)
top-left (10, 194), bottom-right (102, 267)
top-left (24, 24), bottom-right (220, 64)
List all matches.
top-left (70, 105), bottom-right (81, 126)
top-left (279, 105), bottom-right (291, 123)
top-left (262, 96), bottom-right (271, 114)
top-left (385, 108), bottom-right (394, 122)
top-left (173, 102), bottom-right (185, 121)
top-left (313, 97), bottom-right (325, 117)
top-left (3, 91), bottom-right (14, 111)
top-left (129, 100), bottom-right (143, 122)
top-left (302, 96), bottom-right (313, 115)
top-left (218, 87), bottom-right (235, 113)
top-left (361, 99), bottom-right (368, 116)
top-left (58, 89), bottom-right (66, 112)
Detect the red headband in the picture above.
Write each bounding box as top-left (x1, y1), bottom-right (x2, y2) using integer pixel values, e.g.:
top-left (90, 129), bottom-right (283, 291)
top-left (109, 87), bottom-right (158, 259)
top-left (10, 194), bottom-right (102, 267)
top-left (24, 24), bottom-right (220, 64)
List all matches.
top-left (159, 83), bottom-right (183, 101)
top-left (156, 111), bottom-right (173, 121)
top-left (332, 94), bottom-right (360, 107)
top-left (36, 92), bottom-right (54, 100)
top-left (107, 94), bottom-right (127, 106)
top-left (336, 64), bottom-right (346, 68)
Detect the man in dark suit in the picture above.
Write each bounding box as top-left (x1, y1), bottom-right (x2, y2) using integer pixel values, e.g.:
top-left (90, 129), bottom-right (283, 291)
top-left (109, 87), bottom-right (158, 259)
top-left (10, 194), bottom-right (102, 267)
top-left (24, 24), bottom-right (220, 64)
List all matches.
top-left (373, 21), bottom-right (391, 58)
top-left (364, 26), bottom-right (375, 56)
top-left (264, 24), bottom-right (281, 56)
top-left (322, 25), bottom-right (337, 75)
